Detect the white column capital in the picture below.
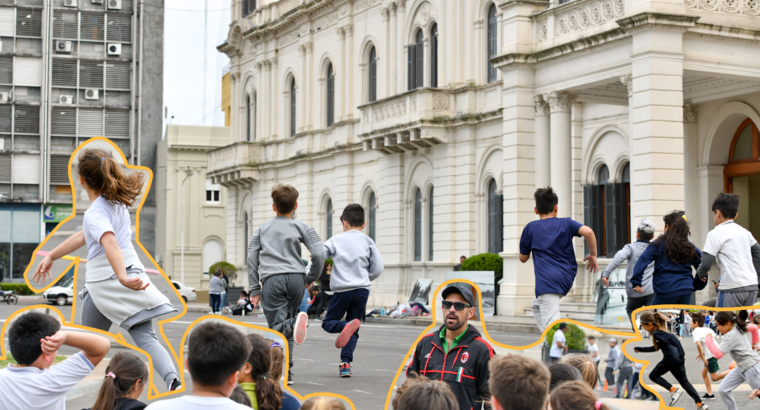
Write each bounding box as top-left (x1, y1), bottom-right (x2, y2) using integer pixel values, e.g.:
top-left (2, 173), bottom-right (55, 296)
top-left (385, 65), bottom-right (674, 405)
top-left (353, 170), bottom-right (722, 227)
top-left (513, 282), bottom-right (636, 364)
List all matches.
top-left (684, 103), bottom-right (699, 123)
top-left (620, 74), bottom-right (633, 97)
top-left (544, 91), bottom-right (576, 112)
top-left (534, 94), bottom-right (550, 115)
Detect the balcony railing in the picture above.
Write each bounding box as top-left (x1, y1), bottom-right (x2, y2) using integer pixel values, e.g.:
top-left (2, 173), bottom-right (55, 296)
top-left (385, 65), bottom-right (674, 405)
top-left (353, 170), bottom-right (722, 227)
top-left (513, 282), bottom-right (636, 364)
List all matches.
top-left (207, 141), bottom-right (262, 187)
top-left (533, 0), bottom-right (626, 45)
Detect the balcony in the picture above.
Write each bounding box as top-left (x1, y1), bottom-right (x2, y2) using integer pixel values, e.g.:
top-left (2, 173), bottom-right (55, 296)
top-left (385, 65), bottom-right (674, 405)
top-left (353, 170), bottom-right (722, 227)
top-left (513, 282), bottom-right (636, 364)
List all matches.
top-left (206, 141), bottom-right (262, 187)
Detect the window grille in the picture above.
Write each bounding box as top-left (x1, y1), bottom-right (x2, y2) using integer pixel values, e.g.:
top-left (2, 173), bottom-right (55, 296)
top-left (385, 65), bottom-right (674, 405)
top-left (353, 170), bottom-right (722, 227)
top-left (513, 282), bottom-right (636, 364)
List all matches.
top-left (81, 13), bottom-right (104, 41)
top-left (78, 109), bottom-right (103, 136)
top-left (52, 59), bottom-right (77, 88)
top-left (105, 110), bottom-right (129, 137)
top-left (106, 63), bottom-right (130, 90)
top-left (49, 155), bottom-right (70, 185)
top-left (16, 9), bottom-right (42, 38)
top-left (80, 60), bottom-right (103, 88)
top-left (0, 106), bottom-right (11, 133)
top-left (0, 56), bottom-right (12, 84)
top-left (106, 14), bottom-right (131, 43)
top-left (0, 155), bottom-right (10, 182)
top-left (53, 10), bottom-right (78, 40)
top-left (51, 108), bottom-right (76, 135)
top-left (14, 106), bottom-right (39, 134)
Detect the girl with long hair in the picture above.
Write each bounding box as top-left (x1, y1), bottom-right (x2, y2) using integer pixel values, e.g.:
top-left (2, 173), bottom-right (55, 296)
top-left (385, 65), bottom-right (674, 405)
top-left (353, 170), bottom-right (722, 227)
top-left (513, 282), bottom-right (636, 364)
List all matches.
top-left (33, 148), bottom-right (180, 391)
top-left (705, 311), bottom-right (760, 410)
top-left (558, 353), bottom-right (599, 390)
top-left (265, 338), bottom-right (300, 410)
top-left (238, 334), bottom-right (282, 410)
top-left (634, 311), bottom-right (706, 409)
top-left (631, 211), bottom-right (708, 305)
top-left (89, 352), bottom-right (148, 410)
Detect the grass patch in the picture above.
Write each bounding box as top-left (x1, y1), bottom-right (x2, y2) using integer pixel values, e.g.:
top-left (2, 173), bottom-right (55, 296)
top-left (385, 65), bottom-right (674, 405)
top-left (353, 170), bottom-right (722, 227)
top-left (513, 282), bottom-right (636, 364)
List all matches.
top-left (0, 353), bottom-right (67, 368)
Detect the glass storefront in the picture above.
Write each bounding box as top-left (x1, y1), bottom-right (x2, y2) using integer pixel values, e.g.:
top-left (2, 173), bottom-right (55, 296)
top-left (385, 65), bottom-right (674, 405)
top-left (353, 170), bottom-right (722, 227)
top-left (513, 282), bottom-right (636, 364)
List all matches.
top-left (0, 203), bottom-right (42, 281)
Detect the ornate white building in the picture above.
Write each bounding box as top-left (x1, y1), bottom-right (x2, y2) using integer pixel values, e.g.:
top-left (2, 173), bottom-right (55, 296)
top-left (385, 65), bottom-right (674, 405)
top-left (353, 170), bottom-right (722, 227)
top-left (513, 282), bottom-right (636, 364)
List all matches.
top-left (211, 0), bottom-right (760, 317)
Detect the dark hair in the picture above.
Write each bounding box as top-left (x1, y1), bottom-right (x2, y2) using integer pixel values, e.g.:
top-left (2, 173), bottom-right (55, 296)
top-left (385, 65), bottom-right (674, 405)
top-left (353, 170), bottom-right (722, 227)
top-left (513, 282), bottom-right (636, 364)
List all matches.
top-left (653, 210), bottom-right (698, 264)
top-left (78, 149), bottom-right (144, 207)
top-left (340, 203), bottom-right (365, 228)
top-left (245, 334), bottom-right (282, 410)
top-left (240, 290), bottom-right (248, 297)
top-left (265, 338), bottom-right (285, 382)
top-left (637, 228), bottom-right (654, 241)
top-left (550, 380), bottom-right (610, 410)
top-left (187, 322), bottom-right (251, 387)
top-left (229, 385), bottom-right (252, 406)
top-left (558, 354), bottom-right (598, 389)
top-left (712, 192), bottom-right (740, 219)
top-left (8, 311), bottom-right (61, 365)
top-left (691, 311), bottom-right (706, 327)
top-left (534, 187), bottom-right (558, 215)
top-left (393, 374), bottom-right (459, 410)
top-left (587, 336), bottom-right (595, 341)
top-left (753, 315), bottom-right (760, 326)
top-left (549, 364), bottom-right (583, 391)
top-left (92, 352), bottom-right (148, 410)
top-left (558, 323), bottom-right (567, 330)
top-left (715, 311), bottom-right (748, 334)
top-left (640, 311), bottom-right (668, 350)
top-left (271, 184), bottom-right (299, 214)
top-left (489, 354), bottom-right (550, 410)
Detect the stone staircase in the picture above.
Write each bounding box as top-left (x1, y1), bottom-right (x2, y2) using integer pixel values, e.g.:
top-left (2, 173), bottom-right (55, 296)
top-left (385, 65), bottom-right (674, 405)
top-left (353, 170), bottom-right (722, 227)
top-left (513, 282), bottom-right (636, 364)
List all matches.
top-left (518, 301), bottom-right (597, 322)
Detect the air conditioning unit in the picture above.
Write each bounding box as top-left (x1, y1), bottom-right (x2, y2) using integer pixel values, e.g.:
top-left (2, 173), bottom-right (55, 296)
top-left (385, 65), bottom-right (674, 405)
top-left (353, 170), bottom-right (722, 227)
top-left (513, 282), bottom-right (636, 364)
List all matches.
top-left (59, 95), bottom-right (74, 104)
top-left (55, 40), bottom-right (72, 54)
top-left (64, 0), bottom-right (78, 7)
top-left (107, 43), bottom-right (121, 56)
top-left (92, 0), bottom-right (104, 4)
top-left (85, 89), bottom-right (99, 100)
top-left (108, 0), bottom-right (122, 10)
top-left (0, 93), bottom-right (8, 103)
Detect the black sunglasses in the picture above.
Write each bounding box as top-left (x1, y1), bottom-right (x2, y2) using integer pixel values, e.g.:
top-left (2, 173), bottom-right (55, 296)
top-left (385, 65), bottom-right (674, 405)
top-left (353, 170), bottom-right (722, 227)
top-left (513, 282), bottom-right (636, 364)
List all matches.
top-left (442, 301), bottom-right (471, 311)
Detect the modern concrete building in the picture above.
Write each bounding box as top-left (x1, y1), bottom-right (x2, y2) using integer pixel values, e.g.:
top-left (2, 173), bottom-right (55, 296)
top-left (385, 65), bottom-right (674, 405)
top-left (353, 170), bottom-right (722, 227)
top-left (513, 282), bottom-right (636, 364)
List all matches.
top-left (156, 124), bottom-right (230, 303)
top-left (212, 0), bottom-right (760, 320)
top-left (0, 0), bottom-right (163, 282)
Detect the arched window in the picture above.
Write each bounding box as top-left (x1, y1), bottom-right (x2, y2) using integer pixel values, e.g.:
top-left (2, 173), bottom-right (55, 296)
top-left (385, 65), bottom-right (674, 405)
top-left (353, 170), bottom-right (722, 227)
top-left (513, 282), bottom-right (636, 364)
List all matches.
top-left (326, 199), bottom-right (333, 239)
top-left (242, 0), bottom-right (256, 16)
top-left (368, 47), bottom-right (377, 102)
top-left (327, 63), bottom-right (335, 127)
top-left (414, 189), bottom-right (422, 261)
top-left (725, 119), bottom-right (760, 238)
top-left (428, 187), bottom-right (434, 260)
top-left (246, 95), bottom-right (251, 141)
top-left (203, 239), bottom-right (223, 275)
top-left (583, 164), bottom-right (630, 258)
top-left (252, 92), bottom-right (257, 141)
top-left (487, 179), bottom-right (503, 254)
top-left (430, 24), bottom-right (438, 88)
top-left (290, 79), bottom-right (296, 137)
top-left (728, 119), bottom-right (759, 165)
top-left (487, 4), bottom-right (498, 83)
top-left (243, 212), bottom-right (249, 261)
top-left (368, 192), bottom-right (377, 242)
top-left (407, 30), bottom-right (424, 90)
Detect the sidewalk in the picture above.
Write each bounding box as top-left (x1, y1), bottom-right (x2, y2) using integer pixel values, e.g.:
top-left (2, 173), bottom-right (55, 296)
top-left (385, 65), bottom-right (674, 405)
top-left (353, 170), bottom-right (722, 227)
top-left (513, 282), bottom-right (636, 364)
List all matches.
top-left (603, 398), bottom-right (658, 410)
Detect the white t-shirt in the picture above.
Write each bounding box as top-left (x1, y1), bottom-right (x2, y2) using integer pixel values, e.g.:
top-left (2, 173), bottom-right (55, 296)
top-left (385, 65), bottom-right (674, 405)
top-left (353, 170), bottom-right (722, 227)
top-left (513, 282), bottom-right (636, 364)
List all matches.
top-left (692, 327), bottom-right (717, 360)
top-left (0, 352), bottom-right (94, 410)
top-left (83, 195), bottom-right (135, 260)
top-left (145, 396), bottom-right (252, 410)
top-left (703, 220), bottom-right (759, 290)
top-left (550, 330), bottom-right (567, 358)
top-left (588, 343), bottom-right (601, 363)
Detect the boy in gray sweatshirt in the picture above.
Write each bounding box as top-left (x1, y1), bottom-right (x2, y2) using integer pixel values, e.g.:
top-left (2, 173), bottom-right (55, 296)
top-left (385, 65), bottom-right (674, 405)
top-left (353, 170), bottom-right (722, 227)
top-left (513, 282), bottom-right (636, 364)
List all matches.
top-left (321, 203), bottom-right (384, 377)
top-left (247, 184), bottom-right (325, 384)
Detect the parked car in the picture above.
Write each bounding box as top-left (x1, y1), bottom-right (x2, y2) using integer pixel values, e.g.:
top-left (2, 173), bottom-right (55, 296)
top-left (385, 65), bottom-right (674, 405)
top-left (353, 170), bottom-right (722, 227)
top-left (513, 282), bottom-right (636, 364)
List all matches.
top-left (172, 281), bottom-right (196, 303)
top-left (44, 277), bottom-right (74, 306)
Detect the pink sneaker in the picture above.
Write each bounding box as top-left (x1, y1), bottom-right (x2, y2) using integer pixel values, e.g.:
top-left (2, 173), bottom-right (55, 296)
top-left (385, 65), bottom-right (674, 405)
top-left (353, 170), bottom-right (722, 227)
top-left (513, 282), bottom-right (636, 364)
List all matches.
top-left (294, 312), bottom-right (308, 345)
top-left (336, 319), bottom-right (361, 348)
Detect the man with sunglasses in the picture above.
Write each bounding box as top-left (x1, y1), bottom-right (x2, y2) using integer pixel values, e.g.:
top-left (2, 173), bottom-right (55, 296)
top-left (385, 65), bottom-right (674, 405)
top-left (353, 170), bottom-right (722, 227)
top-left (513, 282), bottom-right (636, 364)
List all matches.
top-left (407, 284), bottom-right (494, 410)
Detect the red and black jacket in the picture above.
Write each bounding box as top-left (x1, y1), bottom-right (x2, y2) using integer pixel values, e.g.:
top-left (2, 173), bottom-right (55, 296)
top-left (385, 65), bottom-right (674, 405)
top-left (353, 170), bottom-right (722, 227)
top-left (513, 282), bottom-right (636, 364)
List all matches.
top-left (407, 325), bottom-right (493, 410)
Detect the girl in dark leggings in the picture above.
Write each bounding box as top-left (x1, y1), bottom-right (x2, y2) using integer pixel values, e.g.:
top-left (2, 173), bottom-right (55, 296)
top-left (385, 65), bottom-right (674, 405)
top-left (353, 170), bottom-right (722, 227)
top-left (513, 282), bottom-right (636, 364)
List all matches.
top-left (634, 311), bottom-right (708, 410)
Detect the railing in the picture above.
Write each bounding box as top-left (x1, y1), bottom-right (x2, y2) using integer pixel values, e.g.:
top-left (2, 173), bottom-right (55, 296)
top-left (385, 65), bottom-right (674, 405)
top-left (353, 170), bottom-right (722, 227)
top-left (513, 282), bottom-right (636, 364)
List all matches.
top-left (534, 0), bottom-right (626, 44)
top-left (359, 88), bottom-right (454, 135)
top-left (207, 141), bottom-right (262, 186)
top-left (684, 0), bottom-right (760, 15)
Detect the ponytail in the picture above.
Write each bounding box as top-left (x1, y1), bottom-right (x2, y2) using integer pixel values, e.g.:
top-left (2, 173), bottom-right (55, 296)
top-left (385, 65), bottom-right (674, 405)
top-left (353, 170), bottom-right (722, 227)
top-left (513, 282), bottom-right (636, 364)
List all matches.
top-left (653, 211), bottom-right (698, 264)
top-left (716, 311), bottom-right (748, 333)
top-left (246, 334), bottom-right (282, 410)
top-left (550, 380), bottom-right (609, 410)
top-left (78, 149), bottom-right (144, 207)
top-left (91, 352), bottom-right (148, 410)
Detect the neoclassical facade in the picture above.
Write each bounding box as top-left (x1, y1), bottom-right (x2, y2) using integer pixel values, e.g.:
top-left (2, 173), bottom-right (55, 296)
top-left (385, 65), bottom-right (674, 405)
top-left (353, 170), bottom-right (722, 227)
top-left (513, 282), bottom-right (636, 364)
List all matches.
top-left (211, 0), bottom-right (760, 317)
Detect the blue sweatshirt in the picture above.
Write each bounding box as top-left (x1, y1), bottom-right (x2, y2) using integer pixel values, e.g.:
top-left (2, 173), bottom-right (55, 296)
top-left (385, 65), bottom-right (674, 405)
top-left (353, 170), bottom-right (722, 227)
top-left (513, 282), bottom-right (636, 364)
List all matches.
top-left (631, 240), bottom-right (706, 298)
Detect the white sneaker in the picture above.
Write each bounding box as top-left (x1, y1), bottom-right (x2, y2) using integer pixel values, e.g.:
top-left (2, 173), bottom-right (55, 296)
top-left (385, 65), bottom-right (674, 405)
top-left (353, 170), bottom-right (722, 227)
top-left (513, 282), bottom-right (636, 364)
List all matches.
top-left (669, 388), bottom-right (684, 407)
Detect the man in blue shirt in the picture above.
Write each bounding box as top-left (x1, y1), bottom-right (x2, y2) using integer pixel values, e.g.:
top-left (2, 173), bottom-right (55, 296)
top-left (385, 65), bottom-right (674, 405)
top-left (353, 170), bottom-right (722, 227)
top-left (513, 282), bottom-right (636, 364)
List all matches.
top-left (520, 187), bottom-right (599, 332)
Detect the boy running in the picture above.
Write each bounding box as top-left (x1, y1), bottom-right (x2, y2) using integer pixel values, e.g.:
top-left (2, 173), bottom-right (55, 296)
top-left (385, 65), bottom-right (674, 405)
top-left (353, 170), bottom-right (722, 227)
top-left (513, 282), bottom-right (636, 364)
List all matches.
top-left (691, 311), bottom-right (729, 401)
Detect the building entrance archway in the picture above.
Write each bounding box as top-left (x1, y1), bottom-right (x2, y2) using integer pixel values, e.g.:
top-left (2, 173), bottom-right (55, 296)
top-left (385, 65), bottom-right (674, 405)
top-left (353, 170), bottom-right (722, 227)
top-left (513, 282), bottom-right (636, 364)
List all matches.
top-left (724, 119), bottom-right (760, 240)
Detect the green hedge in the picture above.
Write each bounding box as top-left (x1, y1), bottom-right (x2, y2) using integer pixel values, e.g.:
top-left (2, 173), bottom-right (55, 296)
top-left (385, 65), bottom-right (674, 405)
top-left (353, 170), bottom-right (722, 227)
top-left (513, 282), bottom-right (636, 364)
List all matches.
top-left (1, 283), bottom-right (35, 295)
top-left (209, 261), bottom-right (238, 281)
top-left (461, 253), bottom-right (504, 283)
top-left (325, 258), bottom-right (333, 266)
top-left (545, 323), bottom-right (586, 351)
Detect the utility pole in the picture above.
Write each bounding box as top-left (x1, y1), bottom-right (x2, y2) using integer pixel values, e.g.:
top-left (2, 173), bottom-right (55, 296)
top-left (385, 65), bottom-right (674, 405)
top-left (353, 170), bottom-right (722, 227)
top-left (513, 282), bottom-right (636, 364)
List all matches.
top-left (202, 0), bottom-right (208, 125)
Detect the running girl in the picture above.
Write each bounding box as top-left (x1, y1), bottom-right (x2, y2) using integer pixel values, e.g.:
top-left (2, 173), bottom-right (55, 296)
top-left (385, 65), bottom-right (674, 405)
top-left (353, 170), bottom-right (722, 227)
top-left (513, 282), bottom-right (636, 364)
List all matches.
top-left (33, 149), bottom-right (180, 391)
top-left (705, 311), bottom-right (760, 410)
top-left (633, 311), bottom-right (707, 409)
top-left (91, 352), bottom-right (148, 410)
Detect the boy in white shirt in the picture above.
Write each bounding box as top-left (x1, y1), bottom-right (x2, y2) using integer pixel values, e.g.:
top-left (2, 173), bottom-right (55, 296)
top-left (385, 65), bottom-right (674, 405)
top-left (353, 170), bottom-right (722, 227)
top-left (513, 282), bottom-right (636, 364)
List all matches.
top-left (691, 311), bottom-right (730, 401)
top-left (145, 321), bottom-right (252, 410)
top-left (697, 193), bottom-right (760, 308)
top-left (0, 311), bottom-right (110, 410)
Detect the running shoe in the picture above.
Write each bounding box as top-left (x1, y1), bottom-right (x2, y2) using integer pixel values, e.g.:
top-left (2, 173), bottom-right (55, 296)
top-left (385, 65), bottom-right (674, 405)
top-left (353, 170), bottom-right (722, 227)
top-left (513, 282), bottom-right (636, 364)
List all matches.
top-left (169, 378), bottom-right (182, 391)
top-left (701, 393), bottom-right (715, 400)
top-left (669, 387), bottom-right (684, 407)
top-left (336, 319), bottom-right (361, 349)
top-left (294, 312), bottom-right (308, 345)
top-left (340, 363), bottom-right (352, 377)
top-left (287, 371), bottom-right (294, 385)
top-left (697, 402), bottom-right (709, 410)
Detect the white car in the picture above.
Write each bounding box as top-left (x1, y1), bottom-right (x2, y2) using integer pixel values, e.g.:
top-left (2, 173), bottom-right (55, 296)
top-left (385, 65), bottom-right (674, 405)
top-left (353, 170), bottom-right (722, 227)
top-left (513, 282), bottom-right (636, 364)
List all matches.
top-left (44, 277), bottom-right (74, 306)
top-left (172, 281), bottom-right (196, 303)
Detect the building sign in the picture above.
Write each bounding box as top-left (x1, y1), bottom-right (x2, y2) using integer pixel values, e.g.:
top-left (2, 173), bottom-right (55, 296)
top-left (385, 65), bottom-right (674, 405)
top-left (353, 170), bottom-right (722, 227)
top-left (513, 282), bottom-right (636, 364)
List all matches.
top-left (43, 204), bottom-right (73, 223)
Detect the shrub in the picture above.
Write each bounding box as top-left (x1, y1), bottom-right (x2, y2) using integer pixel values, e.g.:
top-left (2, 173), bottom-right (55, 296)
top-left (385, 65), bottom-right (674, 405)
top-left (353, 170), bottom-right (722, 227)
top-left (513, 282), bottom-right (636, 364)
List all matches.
top-left (545, 323), bottom-right (587, 351)
top-left (325, 258), bottom-right (333, 266)
top-left (1, 283), bottom-right (35, 295)
top-left (209, 261), bottom-right (237, 282)
top-left (461, 253), bottom-right (504, 283)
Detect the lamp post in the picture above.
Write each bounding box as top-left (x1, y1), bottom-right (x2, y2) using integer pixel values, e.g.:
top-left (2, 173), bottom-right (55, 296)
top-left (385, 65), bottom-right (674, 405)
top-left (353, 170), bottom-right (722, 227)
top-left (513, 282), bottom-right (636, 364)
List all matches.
top-left (180, 168), bottom-right (194, 284)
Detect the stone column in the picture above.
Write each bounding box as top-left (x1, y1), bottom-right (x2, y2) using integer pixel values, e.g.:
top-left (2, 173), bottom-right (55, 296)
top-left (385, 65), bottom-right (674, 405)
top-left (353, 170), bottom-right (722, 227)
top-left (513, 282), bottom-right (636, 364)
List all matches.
top-left (307, 42), bottom-right (314, 131)
top-left (381, 7), bottom-right (391, 97)
top-left (347, 24), bottom-right (354, 119)
top-left (272, 56), bottom-right (279, 139)
top-left (620, 73), bottom-right (636, 241)
top-left (298, 44), bottom-right (307, 132)
top-left (545, 91), bottom-right (575, 217)
top-left (396, 1), bottom-right (405, 95)
top-left (337, 26), bottom-right (346, 121)
top-left (683, 103), bottom-right (700, 235)
top-left (534, 94), bottom-right (550, 189)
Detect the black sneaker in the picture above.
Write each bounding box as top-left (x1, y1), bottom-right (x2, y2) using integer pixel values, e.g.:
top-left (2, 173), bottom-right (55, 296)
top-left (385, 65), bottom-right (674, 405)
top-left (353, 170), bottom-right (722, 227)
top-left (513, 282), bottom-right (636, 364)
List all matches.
top-left (287, 371), bottom-right (294, 385)
top-left (169, 378), bottom-right (182, 391)
top-left (702, 393), bottom-right (716, 400)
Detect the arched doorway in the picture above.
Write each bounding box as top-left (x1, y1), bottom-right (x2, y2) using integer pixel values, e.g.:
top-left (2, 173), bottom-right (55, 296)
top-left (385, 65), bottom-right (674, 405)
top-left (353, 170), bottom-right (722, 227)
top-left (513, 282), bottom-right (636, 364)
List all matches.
top-left (724, 119), bottom-right (760, 239)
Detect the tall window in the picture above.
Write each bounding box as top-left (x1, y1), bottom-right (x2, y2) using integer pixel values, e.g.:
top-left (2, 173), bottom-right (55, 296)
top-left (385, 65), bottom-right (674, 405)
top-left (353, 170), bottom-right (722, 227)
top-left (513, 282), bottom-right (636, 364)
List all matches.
top-left (246, 95), bottom-right (251, 142)
top-left (327, 63), bottom-right (335, 127)
top-left (253, 92), bottom-right (257, 141)
top-left (487, 179), bottom-right (503, 254)
top-left (369, 47), bottom-right (377, 102)
top-left (290, 79), bottom-right (296, 137)
top-left (414, 189), bottom-right (422, 261)
top-left (243, 212), bottom-right (249, 260)
top-left (242, 0), bottom-right (256, 16)
top-left (584, 164), bottom-right (630, 257)
top-left (428, 188), bottom-right (434, 260)
top-left (487, 4), bottom-right (498, 83)
top-left (407, 30), bottom-right (424, 90)
top-left (369, 192), bottom-right (377, 242)
top-left (430, 24), bottom-right (438, 88)
top-left (326, 199), bottom-right (333, 239)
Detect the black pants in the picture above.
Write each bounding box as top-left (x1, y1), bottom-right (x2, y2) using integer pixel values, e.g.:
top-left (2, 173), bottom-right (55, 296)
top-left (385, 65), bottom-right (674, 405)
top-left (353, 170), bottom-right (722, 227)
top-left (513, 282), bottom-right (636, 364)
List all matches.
top-left (649, 360), bottom-right (701, 404)
top-left (316, 291), bottom-right (332, 317)
top-left (605, 366), bottom-right (616, 386)
top-left (626, 294), bottom-right (655, 324)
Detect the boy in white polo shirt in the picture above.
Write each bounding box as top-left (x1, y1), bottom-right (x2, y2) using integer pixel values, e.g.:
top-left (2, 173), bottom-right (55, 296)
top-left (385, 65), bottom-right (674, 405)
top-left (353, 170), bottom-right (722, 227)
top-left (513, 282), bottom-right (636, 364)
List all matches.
top-left (0, 311), bottom-right (110, 410)
top-left (696, 193), bottom-right (760, 308)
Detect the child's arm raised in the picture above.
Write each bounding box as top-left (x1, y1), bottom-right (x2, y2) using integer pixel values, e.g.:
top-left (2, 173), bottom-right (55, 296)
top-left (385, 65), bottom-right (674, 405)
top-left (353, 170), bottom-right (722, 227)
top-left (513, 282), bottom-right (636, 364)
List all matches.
top-left (41, 330), bottom-right (110, 367)
top-left (102, 232), bottom-right (149, 291)
top-left (578, 226), bottom-right (599, 273)
top-left (33, 230), bottom-right (86, 284)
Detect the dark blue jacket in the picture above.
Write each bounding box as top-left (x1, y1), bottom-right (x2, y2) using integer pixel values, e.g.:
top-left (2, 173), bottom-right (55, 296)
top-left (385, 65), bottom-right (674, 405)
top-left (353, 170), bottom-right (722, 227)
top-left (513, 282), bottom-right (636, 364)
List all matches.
top-left (631, 240), bottom-right (706, 298)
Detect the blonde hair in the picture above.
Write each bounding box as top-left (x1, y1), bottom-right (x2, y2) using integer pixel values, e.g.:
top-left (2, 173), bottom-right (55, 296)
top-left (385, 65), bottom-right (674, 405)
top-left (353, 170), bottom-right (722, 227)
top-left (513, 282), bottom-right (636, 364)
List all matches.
top-left (299, 397), bottom-right (346, 410)
top-left (558, 353), bottom-right (598, 389)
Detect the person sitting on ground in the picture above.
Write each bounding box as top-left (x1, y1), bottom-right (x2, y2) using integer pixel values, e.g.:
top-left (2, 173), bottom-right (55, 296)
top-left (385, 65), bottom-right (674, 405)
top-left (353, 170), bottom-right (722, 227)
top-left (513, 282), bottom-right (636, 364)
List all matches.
top-left (489, 353), bottom-right (551, 410)
top-left (550, 380), bottom-right (611, 410)
top-left (238, 334), bottom-right (282, 410)
top-left (559, 353), bottom-right (599, 389)
top-left (299, 397), bottom-right (346, 410)
top-left (306, 285), bottom-right (323, 318)
top-left (144, 321), bottom-right (252, 410)
top-left (392, 374), bottom-right (458, 410)
top-left (232, 290), bottom-right (254, 316)
top-left (549, 364), bottom-right (583, 391)
top-left (264, 340), bottom-right (299, 410)
top-left (88, 352), bottom-right (148, 410)
top-left (229, 386), bottom-right (251, 407)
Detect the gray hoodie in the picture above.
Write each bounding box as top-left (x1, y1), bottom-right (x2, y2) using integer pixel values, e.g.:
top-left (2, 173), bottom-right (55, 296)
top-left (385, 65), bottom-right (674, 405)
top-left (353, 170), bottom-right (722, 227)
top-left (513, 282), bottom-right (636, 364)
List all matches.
top-left (323, 230), bottom-right (384, 293)
top-left (603, 240), bottom-right (654, 298)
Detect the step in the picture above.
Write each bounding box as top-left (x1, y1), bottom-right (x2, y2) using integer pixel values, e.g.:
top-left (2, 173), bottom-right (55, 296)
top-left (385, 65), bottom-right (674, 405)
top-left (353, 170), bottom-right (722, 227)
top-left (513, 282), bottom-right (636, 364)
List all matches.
top-left (520, 309), bottom-right (597, 322)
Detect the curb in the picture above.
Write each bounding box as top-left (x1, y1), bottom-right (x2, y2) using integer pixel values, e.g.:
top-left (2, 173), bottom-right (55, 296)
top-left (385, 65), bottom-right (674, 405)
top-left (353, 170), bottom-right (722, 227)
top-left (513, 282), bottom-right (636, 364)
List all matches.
top-left (65, 379), bottom-right (103, 400)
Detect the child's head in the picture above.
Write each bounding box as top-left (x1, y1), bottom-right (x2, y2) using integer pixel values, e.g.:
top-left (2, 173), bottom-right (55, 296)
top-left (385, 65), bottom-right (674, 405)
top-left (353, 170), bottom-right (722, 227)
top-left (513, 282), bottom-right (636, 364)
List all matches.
top-left (752, 315), bottom-right (760, 326)
top-left (239, 334), bottom-right (282, 410)
top-left (393, 375), bottom-right (458, 410)
top-left (639, 311), bottom-right (667, 333)
top-left (78, 149), bottom-right (144, 207)
top-left (271, 184), bottom-right (299, 215)
top-left (534, 187), bottom-right (558, 216)
top-left (229, 385), bottom-right (252, 406)
top-left (558, 353), bottom-right (598, 389)
top-left (691, 311), bottom-right (705, 329)
top-left (712, 192), bottom-right (740, 222)
top-left (636, 218), bottom-right (656, 241)
top-left (608, 338), bottom-right (617, 348)
top-left (310, 285), bottom-right (320, 297)
top-left (340, 203), bottom-right (366, 230)
top-left (489, 354), bottom-right (550, 410)
top-left (186, 322), bottom-right (251, 394)
top-left (715, 311), bottom-right (748, 335)
top-left (240, 290), bottom-right (248, 298)
top-left (656, 210), bottom-right (697, 264)
top-left (300, 397), bottom-right (347, 410)
top-left (91, 352), bottom-right (148, 410)
top-left (265, 339), bottom-right (285, 382)
top-left (587, 336), bottom-right (595, 345)
top-left (549, 364), bottom-right (583, 391)
top-left (8, 311), bottom-right (61, 367)
top-left (549, 380), bottom-right (609, 410)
